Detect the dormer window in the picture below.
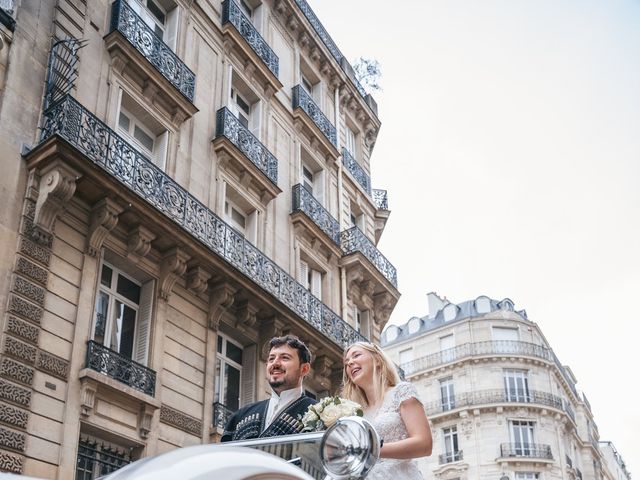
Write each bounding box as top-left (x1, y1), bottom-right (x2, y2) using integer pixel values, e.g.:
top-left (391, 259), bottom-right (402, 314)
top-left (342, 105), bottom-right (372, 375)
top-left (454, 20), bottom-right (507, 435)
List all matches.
top-left (499, 298), bottom-right (514, 311)
top-left (475, 296), bottom-right (491, 314)
top-left (407, 317), bottom-right (421, 335)
top-left (443, 304), bottom-right (458, 321)
top-left (385, 326), bottom-right (399, 343)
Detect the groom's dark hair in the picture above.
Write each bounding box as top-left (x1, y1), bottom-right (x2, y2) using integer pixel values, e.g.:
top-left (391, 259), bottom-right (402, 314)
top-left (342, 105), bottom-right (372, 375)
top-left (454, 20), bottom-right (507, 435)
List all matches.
top-left (269, 335), bottom-right (311, 364)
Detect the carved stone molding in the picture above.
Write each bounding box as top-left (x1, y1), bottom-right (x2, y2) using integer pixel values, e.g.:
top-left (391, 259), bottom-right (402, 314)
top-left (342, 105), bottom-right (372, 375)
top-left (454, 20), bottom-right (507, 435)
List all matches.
top-left (15, 257), bottom-right (48, 286)
top-left (3, 337), bottom-right (36, 365)
top-left (159, 247), bottom-right (190, 300)
top-left (235, 300), bottom-right (259, 331)
top-left (0, 403), bottom-right (28, 430)
top-left (0, 359), bottom-right (33, 386)
top-left (139, 403), bottom-right (155, 439)
top-left (19, 238), bottom-right (50, 266)
top-left (80, 378), bottom-right (98, 416)
top-left (86, 198), bottom-right (123, 256)
top-left (31, 160), bottom-right (81, 244)
top-left (12, 276), bottom-right (45, 306)
top-left (258, 316), bottom-right (285, 361)
top-left (127, 225), bottom-right (156, 258)
top-left (159, 405), bottom-right (202, 436)
top-left (0, 450), bottom-right (23, 473)
top-left (312, 355), bottom-right (333, 390)
top-left (187, 266), bottom-right (211, 295)
top-left (0, 380), bottom-right (31, 408)
top-left (7, 295), bottom-right (42, 325)
top-left (0, 426), bottom-right (25, 452)
top-left (345, 265), bottom-right (364, 293)
top-left (36, 351), bottom-right (69, 379)
top-left (208, 282), bottom-right (236, 330)
top-left (5, 317), bottom-right (39, 345)
top-left (373, 292), bottom-right (394, 325)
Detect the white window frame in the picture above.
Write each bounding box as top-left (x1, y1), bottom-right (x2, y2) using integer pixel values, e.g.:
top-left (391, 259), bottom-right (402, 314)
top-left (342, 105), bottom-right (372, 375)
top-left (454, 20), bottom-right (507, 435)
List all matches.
top-left (345, 126), bottom-right (357, 157)
top-left (117, 104), bottom-right (168, 170)
top-left (130, 0), bottom-right (179, 49)
top-left (515, 474), bottom-right (539, 480)
top-left (440, 376), bottom-right (455, 411)
top-left (399, 348), bottom-right (413, 366)
top-left (300, 260), bottom-right (322, 299)
top-left (510, 420), bottom-right (535, 455)
top-left (443, 425), bottom-right (460, 462)
top-left (215, 333), bottom-right (243, 412)
top-left (440, 333), bottom-right (455, 363)
top-left (504, 369), bottom-right (531, 402)
top-left (230, 87), bottom-right (252, 129)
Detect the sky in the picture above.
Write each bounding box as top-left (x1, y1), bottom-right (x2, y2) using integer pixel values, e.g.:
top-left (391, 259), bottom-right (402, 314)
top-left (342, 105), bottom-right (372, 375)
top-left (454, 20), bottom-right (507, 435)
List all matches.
top-left (310, 0), bottom-right (640, 473)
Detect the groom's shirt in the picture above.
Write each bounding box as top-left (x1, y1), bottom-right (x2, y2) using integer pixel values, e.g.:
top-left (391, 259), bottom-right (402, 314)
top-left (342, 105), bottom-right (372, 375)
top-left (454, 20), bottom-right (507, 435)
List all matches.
top-left (264, 386), bottom-right (303, 429)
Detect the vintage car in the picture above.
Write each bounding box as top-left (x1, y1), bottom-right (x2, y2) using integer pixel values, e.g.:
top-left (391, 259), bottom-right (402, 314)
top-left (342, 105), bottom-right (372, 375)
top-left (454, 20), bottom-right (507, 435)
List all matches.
top-left (0, 416), bottom-right (379, 480)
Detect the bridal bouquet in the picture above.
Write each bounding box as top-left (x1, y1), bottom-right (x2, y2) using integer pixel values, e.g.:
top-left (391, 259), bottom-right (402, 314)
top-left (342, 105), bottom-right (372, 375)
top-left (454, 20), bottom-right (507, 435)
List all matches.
top-left (300, 396), bottom-right (364, 432)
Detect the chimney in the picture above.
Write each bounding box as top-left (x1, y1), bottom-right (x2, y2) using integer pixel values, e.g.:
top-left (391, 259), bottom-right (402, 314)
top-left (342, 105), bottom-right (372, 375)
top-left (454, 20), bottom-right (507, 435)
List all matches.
top-left (427, 292), bottom-right (446, 319)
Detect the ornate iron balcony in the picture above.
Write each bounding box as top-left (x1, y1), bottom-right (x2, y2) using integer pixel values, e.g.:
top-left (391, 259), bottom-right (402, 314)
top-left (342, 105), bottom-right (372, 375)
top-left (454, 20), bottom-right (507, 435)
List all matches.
top-left (500, 443), bottom-right (553, 460)
top-left (401, 340), bottom-right (552, 375)
top-left (213, 402), bottom-right (234, 430)
top-left (222, 0), bottom-right (279, 78)
top-left (340, 226), bottom-right (397, 288)
top-left (40, 95), bottom-right (364, 349)
top-left (292, 184), bottom-right (339, 245)
top-left (292, 85), bottom-right (337, 147)
top-left (85, 340), bottom-right (156, 396)
top-left (372, 189), bottom-right (388, 210)
top-left (109, 0), bottom-right (195, 102)
top-left (424, 389), bottom-right (563, 416)
top-left (216, 107), bottom-right (278, 185)
top-left (342, 148), bottom-right (371, 195)
top-left (439, 451), bottom-right (463, 464)
top-left (563, 400), bottom-right (576, 423)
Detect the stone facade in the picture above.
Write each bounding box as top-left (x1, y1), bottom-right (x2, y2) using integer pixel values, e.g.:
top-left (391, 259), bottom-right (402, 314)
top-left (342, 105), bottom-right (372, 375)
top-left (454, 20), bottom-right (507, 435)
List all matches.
top-left (383, 293), bottom-right (630, 480)
top-left (0, 0), bottom-right (399, 477)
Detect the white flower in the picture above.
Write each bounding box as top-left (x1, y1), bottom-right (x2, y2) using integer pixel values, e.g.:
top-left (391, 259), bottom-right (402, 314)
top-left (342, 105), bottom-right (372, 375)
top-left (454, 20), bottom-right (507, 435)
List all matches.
top-left (300, 396), bottom-right (364, 431)
top-left (319, 402), bottom-right (343, 427)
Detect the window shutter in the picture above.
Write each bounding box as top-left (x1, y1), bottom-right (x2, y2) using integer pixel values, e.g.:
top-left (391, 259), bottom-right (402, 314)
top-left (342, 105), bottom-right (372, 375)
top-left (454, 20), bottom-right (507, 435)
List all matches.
top-left (134, 280), bottom-right (154, 365)
top-left (249, 101), bottom-right (261, 138)
top-left (299, 260), bottom-right (309, 288)
top-left (315, 169), bottom-right (325, 205)
top-left (311, 269), bottom-right (322, 298)
top-left (246, 210), bottom-right (258, 243)
top-left (240, 344), bottom-right (256, 406)
top-left (164, 7), bottom-right (179, 50)
top-left (154, 131), bottom-right (169, 170)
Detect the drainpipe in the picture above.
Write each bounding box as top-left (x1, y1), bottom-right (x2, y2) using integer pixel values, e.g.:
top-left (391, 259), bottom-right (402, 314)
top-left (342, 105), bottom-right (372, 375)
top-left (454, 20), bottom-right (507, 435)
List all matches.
top-left (335, 85), bottom-right (348, 322)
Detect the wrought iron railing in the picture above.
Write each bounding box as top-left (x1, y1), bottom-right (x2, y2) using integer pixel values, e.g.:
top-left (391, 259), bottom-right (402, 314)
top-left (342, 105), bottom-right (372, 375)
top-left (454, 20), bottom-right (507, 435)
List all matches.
top-left (292, 85), bottom-right (337, 147)
top-left (500, 443), bottom-right (553, 460)
top-left (77, 437), bottom-right (131, 477)
top-left (564, 400), bottom-right (576, 423)
top-left (292, 0), bottom-right (369, 102)
top-left (221, 0), bottom-right (279, 78)
top-left (342, 148), bottom-right (371, 195)
top-left (40, 95), bottom-right (365, 349)
top-left (372, 189), bottom-right (388, 210)
top-left (85, 340), bottom-right (156, 396)
top-left (213, 402), bottom-right (234, 430)
top-left (215, 107), bottom-right (278, 185)
top-left (424, 389), bottom-right (563, 416)
top-left (439, 450), bottom-right (463, 464)
top-left (400, 340), bottom-right (552, 375)
top-left (292, 184), bottom-right (339, 245)
top-left (109, 0), bottom-right (195, 102)
top-left (340, 226), bottom-right (397, 287)
top-left (551, 350), bottom-right (579, 398)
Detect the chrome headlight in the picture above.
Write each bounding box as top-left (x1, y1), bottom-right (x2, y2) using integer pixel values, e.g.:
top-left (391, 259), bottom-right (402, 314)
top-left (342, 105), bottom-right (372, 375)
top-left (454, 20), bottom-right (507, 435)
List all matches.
top-left (319, 416), bottom-right (380, 479)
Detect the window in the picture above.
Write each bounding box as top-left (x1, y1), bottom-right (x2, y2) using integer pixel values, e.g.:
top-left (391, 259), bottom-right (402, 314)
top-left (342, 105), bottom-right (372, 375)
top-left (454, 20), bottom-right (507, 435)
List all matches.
top-left (76, 436), bottom-right (131, 480)
top-left (300, 148), bottom-right (325, 204)
top-left (504, 369), bottom-right (531, 402)
top-left (93, 262), bottom-right (154, 364)
top-left (215, 334), bottom-right (243, 412)
top-left (510, 420), bottom-right (535, 455)
top-left (493, 326), bottom-right (520, 353)
top-left (440, 377), bottom-right (455, 411)
top-left (399, 348), bottom-right (413, 366)
top-left (354, 307), bottom-right (370, 338)
top-left (229, 74), bottom-right (261, 136)
top-left (442, 426), bottom-right (460, 462)
top-left (300, 60), bottom-right (321, 104)
top-left (475, 295), bottom-right (491, 313)
top-left (349, 202), bottom-right (365, 230)
top-left (117, 95), bottom-right (169, 169)
top-left (224, 186), bottom-right (259, 243)
top-left (440, 333), bottom-right (455, 362)
top-left (129, 0), bottom-right (178, 49)
top-left (443, 303), bottom-right (458, 321)
top-left (385, 326), bottom-right (399, 343)
top-left (345, 127), bottom-right (357, 157)
top-left (300, 260), bottom-right (322, 299)
top-left (515, 474), bottom-right (539, 480)
top-left (407, 317), bottom-right (422, 335)
top-left (230, 87), bottom-right (251, 129)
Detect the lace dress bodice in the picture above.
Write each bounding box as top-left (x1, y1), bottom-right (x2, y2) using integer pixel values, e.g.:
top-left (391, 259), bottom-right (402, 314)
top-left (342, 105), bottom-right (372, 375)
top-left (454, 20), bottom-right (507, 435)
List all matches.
top-left (364, 382), bottom-right (424, 480)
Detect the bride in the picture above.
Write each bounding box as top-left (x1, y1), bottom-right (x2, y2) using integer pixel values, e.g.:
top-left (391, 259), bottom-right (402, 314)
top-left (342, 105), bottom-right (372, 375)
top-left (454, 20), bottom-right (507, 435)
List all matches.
top-left (342, 342), bottom-right (432, 479)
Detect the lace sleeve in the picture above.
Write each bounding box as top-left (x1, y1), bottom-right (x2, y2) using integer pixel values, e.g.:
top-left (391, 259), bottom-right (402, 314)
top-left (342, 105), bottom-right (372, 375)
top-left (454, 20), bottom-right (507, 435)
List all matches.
top-left (392, 382), bottom-right (422, 410)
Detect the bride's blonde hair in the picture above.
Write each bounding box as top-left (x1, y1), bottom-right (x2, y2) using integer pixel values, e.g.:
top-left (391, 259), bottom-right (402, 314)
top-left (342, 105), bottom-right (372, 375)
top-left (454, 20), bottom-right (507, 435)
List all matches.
top-left (341, 342), bottom-right (401, 407)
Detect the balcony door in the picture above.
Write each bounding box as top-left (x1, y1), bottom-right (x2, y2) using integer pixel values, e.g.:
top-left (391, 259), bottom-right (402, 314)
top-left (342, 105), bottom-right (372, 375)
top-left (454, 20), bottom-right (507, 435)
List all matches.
top-left (215, 334), bottom-right (243, 412)
top-left (510, 420), bottom-right (535, 456)
top-left (504, 369), bottom-right (531, 402)
top-left (440, 377), bottom-right (455, 411)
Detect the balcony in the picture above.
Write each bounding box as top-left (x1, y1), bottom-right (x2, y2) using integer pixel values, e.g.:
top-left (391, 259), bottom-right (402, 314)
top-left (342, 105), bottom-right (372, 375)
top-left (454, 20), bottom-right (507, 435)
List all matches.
top-left (342, 148), bottom-right (371, 195)
top-left (424, 389), bottom-right (564, 417)
top-left (340, 226), bottom-right (397, 288)
top-left (401, 340), bottom-right (552, 376)
top-left (213, 107), bottom-right (281, 203)
top-left (104, 0), bottom-right (197, 121)
top-left (221, 0), bottom-right (281, 93)
top-left (291, 184), bottom-right (341, 257)
top-left (439, 451), bottom-right (463, 464)
top-left (499, 443), bottom-right (553, 461)
top-left (292, 85), bottom-right (338, 158)
top-left (0, 0), bottom-right (15, 31)
top-left (31, 95), bottom-right (364, 351)
top-left (85, 340), bottom-right (156, 396)
top-left (212, 402), bottom-right (234, 430)
top-left (372, 189), bottom-right (388, 210)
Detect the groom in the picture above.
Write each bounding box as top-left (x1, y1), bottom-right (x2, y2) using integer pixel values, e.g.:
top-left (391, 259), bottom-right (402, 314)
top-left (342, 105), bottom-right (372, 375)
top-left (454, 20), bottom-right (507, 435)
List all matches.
top-left (221, 335), bottom-right (316, 441)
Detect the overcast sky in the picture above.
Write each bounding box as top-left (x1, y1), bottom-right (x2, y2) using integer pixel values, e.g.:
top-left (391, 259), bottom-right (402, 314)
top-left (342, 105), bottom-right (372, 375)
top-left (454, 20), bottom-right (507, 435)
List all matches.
top-left (311, 0), bottom-right (640, 472)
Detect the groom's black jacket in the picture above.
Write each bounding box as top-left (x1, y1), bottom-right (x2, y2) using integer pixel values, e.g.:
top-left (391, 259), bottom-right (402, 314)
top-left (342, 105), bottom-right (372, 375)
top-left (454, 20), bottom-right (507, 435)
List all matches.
top-left (221, 395), bottom-right (315, 441)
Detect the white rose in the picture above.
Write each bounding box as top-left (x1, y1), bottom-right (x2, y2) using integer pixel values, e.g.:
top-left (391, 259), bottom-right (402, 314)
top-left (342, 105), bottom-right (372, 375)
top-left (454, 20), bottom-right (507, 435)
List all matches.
top-left (302, 408), bottom-right (319, 424)
top-left (319, 403), bottom-right (343, 427)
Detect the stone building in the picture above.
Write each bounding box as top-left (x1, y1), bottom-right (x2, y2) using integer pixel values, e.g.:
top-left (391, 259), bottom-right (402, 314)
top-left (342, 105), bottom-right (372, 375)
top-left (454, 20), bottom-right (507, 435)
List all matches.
top-left (599, 442), bottom-right (632, 480)
top-left (0, 0), bottom-right (399, 476)
top-left (382, 293), bottom-right (630, 480)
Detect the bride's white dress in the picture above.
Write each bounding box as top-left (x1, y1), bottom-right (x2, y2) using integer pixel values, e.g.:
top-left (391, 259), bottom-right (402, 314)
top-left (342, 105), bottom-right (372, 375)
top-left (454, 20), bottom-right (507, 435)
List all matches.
top-left (364, 382), bottom-right (424, 480)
